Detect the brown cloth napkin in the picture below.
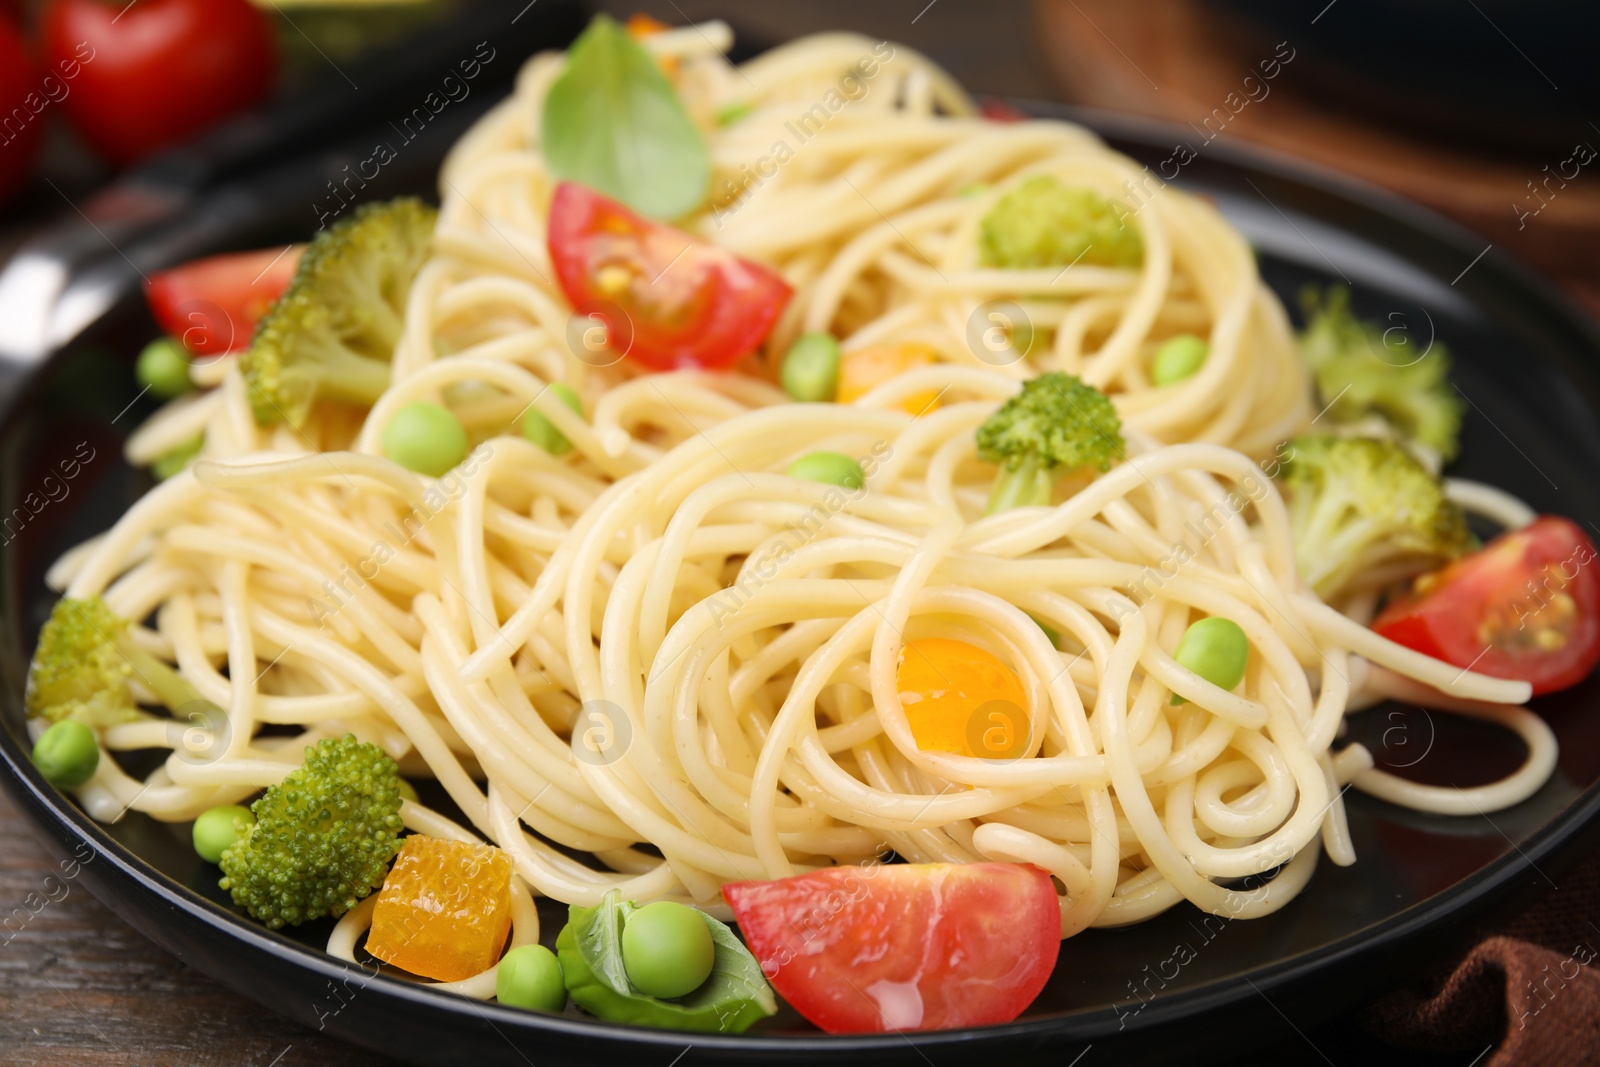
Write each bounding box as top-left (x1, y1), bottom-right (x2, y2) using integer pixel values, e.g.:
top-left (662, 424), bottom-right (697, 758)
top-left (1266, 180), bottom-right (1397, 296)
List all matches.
top-left (1365, 846), bottom-right (1600, 1064)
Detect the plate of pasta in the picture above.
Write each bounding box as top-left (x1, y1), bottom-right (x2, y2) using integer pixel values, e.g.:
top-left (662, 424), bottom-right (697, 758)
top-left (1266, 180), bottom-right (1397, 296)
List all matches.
top-left (4, 15), bottom-right (1600, 1067)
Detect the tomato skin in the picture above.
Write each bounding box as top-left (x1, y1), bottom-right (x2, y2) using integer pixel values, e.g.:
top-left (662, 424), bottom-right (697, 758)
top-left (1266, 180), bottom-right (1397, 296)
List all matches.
top-left (725, 862), bottom-right (1060, 1034)
top-left (978, 98), bottom-right (1027, 123)
top-left (0, 18), bottom-right (42, 207)
top-left (41, 0), bottom-right (275, 166)
top-left (546, 182), bottom-right (792, 371)
top-left (145, 247), bottom-right (301, 356)
top-left (1372, 515), bottom-right (1600, 697)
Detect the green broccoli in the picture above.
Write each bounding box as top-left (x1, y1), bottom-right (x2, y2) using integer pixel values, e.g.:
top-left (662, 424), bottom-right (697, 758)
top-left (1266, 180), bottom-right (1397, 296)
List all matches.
top-left (241, 197), bottom-right (437, 428)
top-left (976, 372), bottom-right (1125, 514)
top-left (218, 735), bottom-right (404, 929)
top-left (1276, 434), bottom-right (1472, 601)
top-left (26, 596), bottom-right (218, 727)
top-left (1299, 286), bottom-right (1464, 463)
top-left (978, 175), bottom-right (1143, 270)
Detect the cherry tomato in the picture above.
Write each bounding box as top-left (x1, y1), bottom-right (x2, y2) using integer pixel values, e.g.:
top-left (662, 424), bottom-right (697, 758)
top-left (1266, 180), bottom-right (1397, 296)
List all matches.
top-left (978, 98), bottom-right (1027, 123)
top-left (0, 17), bottom-right (42, 207)
top-left (145, 246), bottom-right (302, 356)
top-left (41, 0), bottom-right (275, 166)
top-left (1372, 515), bottom-right (1600, 697)
top-left (725, 862), bottom-right (1060, 1033)
top-left (546, 182), bottom-right (792, 371)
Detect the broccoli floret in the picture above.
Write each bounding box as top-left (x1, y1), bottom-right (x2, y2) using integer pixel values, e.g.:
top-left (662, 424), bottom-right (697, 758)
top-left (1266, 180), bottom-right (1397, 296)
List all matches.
top-left (1299, 287), bottom-right (1464, 463)
top-left (218, 735), bottom-right (404, 929)
top-left (26, 596), bottom-right (215, 727)
top-left (976, 372), bottom-right (1125, 513)
top-left (978, 175), bottom-right (1143, 270)
top-left (241, 198), bottom-right (437, 427)
top-left (1276, 434), bottom-right (1472, 601)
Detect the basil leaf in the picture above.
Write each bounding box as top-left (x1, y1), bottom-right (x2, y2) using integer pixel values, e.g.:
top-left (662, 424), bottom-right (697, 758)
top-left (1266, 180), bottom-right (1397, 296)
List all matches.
top-left (541, 15), bottom-right (711, 221)
top-left (557, 890), bottom-right (777, 1034)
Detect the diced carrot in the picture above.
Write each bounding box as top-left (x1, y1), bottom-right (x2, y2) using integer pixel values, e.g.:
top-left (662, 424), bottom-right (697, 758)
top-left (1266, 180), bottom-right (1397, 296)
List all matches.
top-left (625, 13), bottom-right (672, 36)
top-left (837, 343), bottom-right (942, 415)
top-left (366, 836), bottom-right (514, 982)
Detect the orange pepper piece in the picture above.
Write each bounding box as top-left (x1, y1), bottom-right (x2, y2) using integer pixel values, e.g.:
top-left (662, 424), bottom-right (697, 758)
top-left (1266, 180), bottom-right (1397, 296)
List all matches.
top-left (625, 14), bottom-right (680, 79)
top-left (366, 836), bottom-right (514, 982)
top-left (625, 13), bottom-right (672, 35)
top-left (896, 638), bottom-right (1030, 759)
top-left (837, 343), bottom-right (942, 415)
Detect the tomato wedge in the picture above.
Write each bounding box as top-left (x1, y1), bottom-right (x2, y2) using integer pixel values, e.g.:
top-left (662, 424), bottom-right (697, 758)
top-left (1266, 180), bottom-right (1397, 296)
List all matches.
top-left (724, 862), bottom-right (1059, 1033)
top-left (546, 182), bottom-right (792, 371)
top-left (1372, 515), bottom-right (1600, 696)
top-left (145, 247), bottom-right (302, 356)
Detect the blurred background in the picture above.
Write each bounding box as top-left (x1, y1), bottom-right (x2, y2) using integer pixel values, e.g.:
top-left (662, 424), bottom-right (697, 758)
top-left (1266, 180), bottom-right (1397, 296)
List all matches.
top-left (1, 0), bottom-right (1596, 304)
top-left (1, 1), bottom-right (1595, 1065)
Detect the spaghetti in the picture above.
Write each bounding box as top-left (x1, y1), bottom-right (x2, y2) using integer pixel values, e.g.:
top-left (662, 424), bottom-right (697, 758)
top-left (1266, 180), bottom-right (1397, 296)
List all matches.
top-left (45, 26), bottom-right (1551, 998)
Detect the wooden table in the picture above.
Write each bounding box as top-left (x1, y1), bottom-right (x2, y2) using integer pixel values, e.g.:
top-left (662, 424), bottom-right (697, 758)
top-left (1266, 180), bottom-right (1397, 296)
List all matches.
top-left (0, 2), bottom-right (1593, 1064)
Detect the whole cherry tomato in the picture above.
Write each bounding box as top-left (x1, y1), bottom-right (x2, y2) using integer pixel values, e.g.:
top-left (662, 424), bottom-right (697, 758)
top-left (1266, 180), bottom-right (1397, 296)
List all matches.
top-left (41, 0), bottom-right (276, 166)
top-left (0, 17), bottom-right (43, 206)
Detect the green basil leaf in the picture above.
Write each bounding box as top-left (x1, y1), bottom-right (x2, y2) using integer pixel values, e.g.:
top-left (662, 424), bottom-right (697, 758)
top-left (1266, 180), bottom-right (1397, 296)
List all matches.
top-left (557, 890), bottom-right (776, 1034)
top-left (541, 14), bottom-right (711, 221)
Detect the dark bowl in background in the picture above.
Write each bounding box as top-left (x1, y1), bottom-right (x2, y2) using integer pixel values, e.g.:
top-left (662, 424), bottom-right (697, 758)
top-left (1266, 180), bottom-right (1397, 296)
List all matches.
top-left (1208, 0), bottom-right (1598, 153)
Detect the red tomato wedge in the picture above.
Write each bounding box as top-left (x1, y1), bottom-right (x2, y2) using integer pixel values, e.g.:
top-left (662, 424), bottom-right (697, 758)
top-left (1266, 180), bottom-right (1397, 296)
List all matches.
top-left (145, 246), bottom-right (302, 356)
top-left (724, 862), bottom-right (1060, 1034)
top-left (546, 182), bottom-right (792, 371)
top-left (1372, 515), bottom-right (1600, 697)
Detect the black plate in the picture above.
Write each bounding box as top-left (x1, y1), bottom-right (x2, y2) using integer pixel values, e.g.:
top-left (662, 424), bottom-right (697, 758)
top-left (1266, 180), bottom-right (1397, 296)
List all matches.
top-left (3, 95), bottom-right (1600, 1067)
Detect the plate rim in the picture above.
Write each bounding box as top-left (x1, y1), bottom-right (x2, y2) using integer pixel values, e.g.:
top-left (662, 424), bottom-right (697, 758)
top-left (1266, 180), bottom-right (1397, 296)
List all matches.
top-left (3, 95), bottom-right (1599, 1060)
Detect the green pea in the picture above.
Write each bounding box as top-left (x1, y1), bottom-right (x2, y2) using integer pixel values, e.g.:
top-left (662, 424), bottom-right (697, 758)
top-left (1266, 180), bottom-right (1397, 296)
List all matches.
top-left (787, 451), bottom-right (864, 490)
top-left (1170, 617), bottom-right (1249, 705)
top-left (521, 384), bottom-right (584, 456)
top-left (136, 339), bottom-right (193, 399)
top-left (396, 777), bottom-right (419, 804)
top-left (192, 805), bottom-right (255, 864)
top-left (497, 944), bottom-right (567, 1012)
top-left (1151, 334), bottom-right (1209, 386)
top-left (382, 401), bottom-right (469, 477)
top-left (780, 333), bottom-right (841, 402)
top-left (620, 901), bottom-right (715, 999)
top-left (32, 720), bottom-right (99, 790)
top-left (1030, 615), bottom-right (1060, 650)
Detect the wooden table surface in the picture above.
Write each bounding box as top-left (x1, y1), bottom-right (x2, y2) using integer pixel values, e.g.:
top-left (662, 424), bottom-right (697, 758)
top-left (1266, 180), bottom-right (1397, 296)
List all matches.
top-left (2, 2), bottom-right (1595, 1065)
